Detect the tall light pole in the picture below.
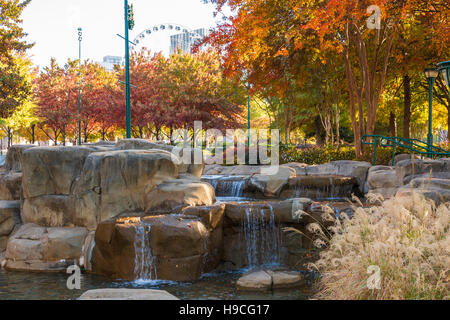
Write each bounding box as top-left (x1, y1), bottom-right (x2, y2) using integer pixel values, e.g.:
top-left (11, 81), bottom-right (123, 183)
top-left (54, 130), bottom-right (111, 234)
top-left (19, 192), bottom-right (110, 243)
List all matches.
top-left (247, 94), bottom-right (251, 149)
top-left (124, 0), bottom-right (131, 139)
top-left (78, 27), bottom-right (82, 145)
top-left (424, 68), bottom-right (439, 156)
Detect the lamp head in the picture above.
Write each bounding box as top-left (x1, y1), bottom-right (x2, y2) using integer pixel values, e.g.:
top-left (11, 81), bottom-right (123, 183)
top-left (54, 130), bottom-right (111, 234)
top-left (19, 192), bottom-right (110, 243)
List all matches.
top-left (424, 68), bottom-right (439, 80)
top-left (437, 61), bottom-right (450, 88)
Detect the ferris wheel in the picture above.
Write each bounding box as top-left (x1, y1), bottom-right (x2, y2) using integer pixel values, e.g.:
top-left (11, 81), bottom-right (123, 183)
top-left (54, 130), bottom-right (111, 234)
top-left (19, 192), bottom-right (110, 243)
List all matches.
top-left (132, 23), bottom-right (205, 55)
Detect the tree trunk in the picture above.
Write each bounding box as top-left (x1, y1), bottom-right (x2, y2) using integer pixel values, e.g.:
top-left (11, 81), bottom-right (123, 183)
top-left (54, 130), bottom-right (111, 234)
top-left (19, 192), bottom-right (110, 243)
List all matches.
top-left (403, 74), bottom-right (411, 139)
top-left (84, 127), bottom-right (88, 143)
top-left (314, 116), bottom-right (324, 147)
top-left (335, 105), bottom-right (340, 145)
top-left (62, 125), bottom-right (66, 146)
top-left (31, 124), bottom-right (35, 144)
top-left (389, 112), bottom-right (397, 137)
top-left (170, 127), bottom-right (174, 145)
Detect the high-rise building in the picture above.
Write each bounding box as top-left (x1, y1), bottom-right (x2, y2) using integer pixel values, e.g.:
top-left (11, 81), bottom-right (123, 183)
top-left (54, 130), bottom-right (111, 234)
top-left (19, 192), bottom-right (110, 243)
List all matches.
top-left (170, 28), bottom-right (211, 54)
top-left (101, 55), bottom-right (123, 71)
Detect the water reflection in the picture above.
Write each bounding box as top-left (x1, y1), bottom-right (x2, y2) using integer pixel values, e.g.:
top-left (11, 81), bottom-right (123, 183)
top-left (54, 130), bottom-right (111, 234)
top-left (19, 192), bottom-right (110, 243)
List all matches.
top-left (0, 269), bottom-right (312, 300)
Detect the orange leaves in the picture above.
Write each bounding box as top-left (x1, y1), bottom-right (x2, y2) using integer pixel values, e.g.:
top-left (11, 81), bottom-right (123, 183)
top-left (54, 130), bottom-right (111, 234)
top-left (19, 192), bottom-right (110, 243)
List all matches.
top-left (275, 47), bottom-right (289, 57)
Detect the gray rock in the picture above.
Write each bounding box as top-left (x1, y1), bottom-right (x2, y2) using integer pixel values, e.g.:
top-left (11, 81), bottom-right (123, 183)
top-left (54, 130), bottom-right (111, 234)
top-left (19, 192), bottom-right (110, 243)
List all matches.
top-left (4, 224), bottom-right (88, 272)
top-left (0, 171), bottom-right (22, 200)
top-left (78, 289), bottom-right (179, 300)
top-left (236, 270), bottom-right (272, 291)
top-left (5, 145), bottom-right (36, 172)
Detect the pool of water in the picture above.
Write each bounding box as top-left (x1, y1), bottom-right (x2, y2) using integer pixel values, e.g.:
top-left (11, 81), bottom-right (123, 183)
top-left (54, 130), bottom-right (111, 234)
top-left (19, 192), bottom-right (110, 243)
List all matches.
top-left (0, 269), bottom-right (314, 300)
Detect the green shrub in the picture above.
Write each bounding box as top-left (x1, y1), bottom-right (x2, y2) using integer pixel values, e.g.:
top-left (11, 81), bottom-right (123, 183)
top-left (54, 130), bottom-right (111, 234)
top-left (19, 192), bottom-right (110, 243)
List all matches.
top-left (280, 144), bottom-right (421, 166)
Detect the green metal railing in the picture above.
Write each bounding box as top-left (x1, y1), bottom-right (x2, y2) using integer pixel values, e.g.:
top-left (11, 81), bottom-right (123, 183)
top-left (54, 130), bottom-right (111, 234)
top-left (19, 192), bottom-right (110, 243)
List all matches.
top-left (362, 134), bottom-right (450, 166)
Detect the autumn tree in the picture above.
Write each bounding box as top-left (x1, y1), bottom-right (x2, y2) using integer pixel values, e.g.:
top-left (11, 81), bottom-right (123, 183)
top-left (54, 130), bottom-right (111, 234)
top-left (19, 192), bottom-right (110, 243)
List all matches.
top-left (34, 59), bottom-right (78, 145)
top-left (0, 0), bottom-right (33, 119)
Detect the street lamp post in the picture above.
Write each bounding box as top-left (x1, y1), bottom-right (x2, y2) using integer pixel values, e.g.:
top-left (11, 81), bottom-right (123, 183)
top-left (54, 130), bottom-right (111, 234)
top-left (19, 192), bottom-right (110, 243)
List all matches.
top-left (124, 0), bottom-right (131, 139)
top-left (78, 28), bottom-right (82, 146)
top-left (247, 94), bottom-right (251, 149)
top-left (423, 68), bottom-right (439, 156)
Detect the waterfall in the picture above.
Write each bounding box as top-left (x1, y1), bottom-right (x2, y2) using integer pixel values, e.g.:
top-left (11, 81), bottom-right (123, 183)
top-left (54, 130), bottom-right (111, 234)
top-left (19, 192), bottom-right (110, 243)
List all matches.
top-left (293, 183), bottom-right (355, 200)
top-left (221, 180), bottom-right (245, 198)
top-left (133, 220), bottom-right (157, 281)
top-left (241, 205), bottom-right (282, 268)
top-left (202, 175), bottom-right (247, 198)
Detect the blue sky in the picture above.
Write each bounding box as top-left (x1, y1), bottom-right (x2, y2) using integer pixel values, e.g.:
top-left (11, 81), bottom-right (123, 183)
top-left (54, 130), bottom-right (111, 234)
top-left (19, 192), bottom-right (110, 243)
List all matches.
top-left (21, 0), bottom-right (220, 68)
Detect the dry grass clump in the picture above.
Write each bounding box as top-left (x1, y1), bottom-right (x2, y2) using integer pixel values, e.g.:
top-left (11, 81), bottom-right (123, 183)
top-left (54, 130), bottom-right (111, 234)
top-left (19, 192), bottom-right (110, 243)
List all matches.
top-left (308, 193), bottom-right (449, 300)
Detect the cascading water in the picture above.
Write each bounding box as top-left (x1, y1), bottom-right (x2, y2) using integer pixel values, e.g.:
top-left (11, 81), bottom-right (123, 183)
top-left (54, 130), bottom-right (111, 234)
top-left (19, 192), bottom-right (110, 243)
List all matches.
top-left (133, 220), bottom-right (157, 281)
top-left (292, 182), bottom-right (355, 200)
top-left (221, 180), bottom-right (245, 197)
top-left (202, 175), bottom-right (247, 198)
top-left (241, 205), bottom-right (282, 268)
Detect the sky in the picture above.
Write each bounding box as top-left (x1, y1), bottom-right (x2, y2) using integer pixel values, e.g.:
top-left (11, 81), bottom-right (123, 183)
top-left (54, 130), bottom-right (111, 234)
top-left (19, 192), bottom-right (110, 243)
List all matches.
top-left (21, 0), bottom-right (220, 68)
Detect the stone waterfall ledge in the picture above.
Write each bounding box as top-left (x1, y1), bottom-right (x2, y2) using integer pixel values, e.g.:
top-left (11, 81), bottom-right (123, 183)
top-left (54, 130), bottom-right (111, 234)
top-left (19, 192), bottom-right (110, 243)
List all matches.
top-left (4, 223), bottom-right (88, 272)
top-left (91, 204), bottom-right (225, 281)
top-left (202, 160), bottom-right (370, 198)
top-left (223, 198), bottom-right (312, 225)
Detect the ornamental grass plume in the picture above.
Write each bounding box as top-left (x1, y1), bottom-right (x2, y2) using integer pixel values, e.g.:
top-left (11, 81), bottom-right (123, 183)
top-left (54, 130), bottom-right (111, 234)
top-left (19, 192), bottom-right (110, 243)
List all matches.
top-left (308, 192), bottom-right (449, 300)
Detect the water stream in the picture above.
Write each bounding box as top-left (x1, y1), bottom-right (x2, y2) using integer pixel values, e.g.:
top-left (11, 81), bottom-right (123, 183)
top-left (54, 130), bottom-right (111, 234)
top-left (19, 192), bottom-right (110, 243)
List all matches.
top-left (133, 220), bottom-right (157, 282)
top-left (242, 205), bottom-right (282, 268)
top-left (202, 175), bottom-right (247, 198)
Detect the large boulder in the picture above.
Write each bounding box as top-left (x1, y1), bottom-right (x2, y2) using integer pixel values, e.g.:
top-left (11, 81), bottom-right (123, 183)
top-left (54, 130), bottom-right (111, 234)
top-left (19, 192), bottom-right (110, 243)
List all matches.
top-left (394, 154), bottom-right (419, 165)
top-left (396, 158), bottom-right (450, 183)
top-left (22, 146), bottom-right (95, 198)
top-left (145, 179), bottom-right (215, 213)
top-left (4, 224), bottom-right (88, 272)
top-left (73, 149), bottom-right (179, 229)
top-left (182, 203), bottom-right (226, 231)
top-left (249, 166), bottom-right (296, 197)
top-left (367, 165), bottom-right (405, 198)
top-left (396, 177), bottom-right (450, 205)
top-left (21, 149), bottom-right (180, 230)
top-left (329, 161), bottom-right (371, 192)
top-left (115, 138), bottom-right (173, 152)
top-left (0, 171), bottom-right (22, 200)
top-left (0, 201), bottom-right (21, 252)
top-left (22, 195), bottom-right (75, 228)
top-left (116, 139), bottom-right (205, 178)
top-left (78, 289), bottom-right (178, 300)
top-left (5, 145), bottom-right (36, 172)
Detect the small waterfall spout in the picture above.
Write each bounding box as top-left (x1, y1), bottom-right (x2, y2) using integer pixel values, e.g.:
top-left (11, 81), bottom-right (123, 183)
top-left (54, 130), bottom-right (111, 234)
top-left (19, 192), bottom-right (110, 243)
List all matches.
top-left (202, 175), bottom-right (247, 198)
top-left (241, 205), bottom-right (282, 268)
top-left (134, 220), bottom-right (157, 281)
